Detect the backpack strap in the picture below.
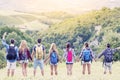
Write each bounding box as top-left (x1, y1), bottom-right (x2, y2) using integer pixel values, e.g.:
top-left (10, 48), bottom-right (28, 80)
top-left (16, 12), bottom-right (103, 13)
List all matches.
top-left (8, 45), bottom-right (15, 52)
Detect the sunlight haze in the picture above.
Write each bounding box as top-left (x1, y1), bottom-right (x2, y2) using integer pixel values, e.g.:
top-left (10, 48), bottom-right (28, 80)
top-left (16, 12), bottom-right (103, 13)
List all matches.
top-left (0, 0), bottom-right (120, 13)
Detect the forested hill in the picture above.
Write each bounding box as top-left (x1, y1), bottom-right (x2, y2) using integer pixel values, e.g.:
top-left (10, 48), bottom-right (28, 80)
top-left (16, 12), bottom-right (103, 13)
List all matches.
top-left (39, 7), bottom-right (120, 58)
top-left (0, 7), bottom-right (120, 68)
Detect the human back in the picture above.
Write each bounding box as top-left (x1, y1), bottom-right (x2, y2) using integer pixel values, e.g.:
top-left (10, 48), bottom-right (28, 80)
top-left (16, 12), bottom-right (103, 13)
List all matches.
top-left (49, 43), bottom-right (59, 64)
top-left (67, 48), bottom-right (73, 62)
top-left (7, 45), bottom-right (17, 61)
top-left (32, 38), bottom-right (45, 76)
top-left (104, 48), bottom-right (113, 63)
top-left (82, 48), bottom-right (92, 62)
top-left (19, 40), bottom-right (32, 61)
top-left (1, 32), bottom-right (18, 77)
top-left (35, 44), bottom-right (44, 60)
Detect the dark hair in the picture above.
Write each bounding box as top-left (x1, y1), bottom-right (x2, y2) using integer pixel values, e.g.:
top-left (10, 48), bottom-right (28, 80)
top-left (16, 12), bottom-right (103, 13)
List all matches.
top-left (37, 39), bottom-right (41, 43)
top-left (10, 39), bottom-right (15, 44)
top-left (66, 42), bottom-right (71, 51)
top-left (107, 43), bottom-right (110, 48)
top-left (85, 42), bottom-right (89, 47)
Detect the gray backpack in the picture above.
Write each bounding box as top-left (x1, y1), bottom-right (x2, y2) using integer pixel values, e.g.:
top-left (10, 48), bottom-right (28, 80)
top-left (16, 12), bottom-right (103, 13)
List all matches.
top-left (104, 49), bottom-right (113, 62)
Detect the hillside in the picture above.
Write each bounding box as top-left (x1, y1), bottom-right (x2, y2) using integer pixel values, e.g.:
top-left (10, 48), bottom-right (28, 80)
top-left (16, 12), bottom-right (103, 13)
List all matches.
top-left (0, 7), bottom-right (120, 69)
top-left (39, 7), bottom-right (120, 57)
top-left (0, 10), bottom-right (73, 31)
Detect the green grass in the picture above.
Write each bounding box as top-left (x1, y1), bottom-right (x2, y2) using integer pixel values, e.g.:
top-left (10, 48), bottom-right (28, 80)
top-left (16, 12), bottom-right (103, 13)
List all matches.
top-left (0, 62), bottom-right (120, 80)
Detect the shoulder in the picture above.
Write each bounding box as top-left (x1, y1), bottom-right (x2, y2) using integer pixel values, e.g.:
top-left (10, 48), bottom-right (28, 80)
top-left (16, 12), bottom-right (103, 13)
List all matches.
top-left (41, 44), bottom-right (45, 50)
top-left (15, 46), bottom-right (18, 48)
top-left (82, 48), bottom-right (86, 51)
top-left (26, 48), bottom-right (30, 51)
top-left (33, 45), bottom-right (37, 49)
top-left (71, 48), bottom-right (74, 51)
top-left (41, 44), bottom-right (45, 48)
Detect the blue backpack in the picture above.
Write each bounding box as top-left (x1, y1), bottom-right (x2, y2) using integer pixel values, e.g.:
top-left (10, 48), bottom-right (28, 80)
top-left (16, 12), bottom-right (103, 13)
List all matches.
top-left (50, 51), bottom-right (58, 64)
top-left (82, 49), bottom-right (91, 62)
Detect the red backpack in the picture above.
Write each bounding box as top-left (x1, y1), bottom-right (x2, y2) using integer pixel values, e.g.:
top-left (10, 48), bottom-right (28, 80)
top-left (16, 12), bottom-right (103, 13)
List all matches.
top-left (67, 49), bottom-right (73, 62)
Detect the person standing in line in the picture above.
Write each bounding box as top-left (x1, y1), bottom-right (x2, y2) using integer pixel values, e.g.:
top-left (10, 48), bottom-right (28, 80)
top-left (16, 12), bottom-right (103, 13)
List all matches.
top-left (32, 38), bottom-right (46, 77)
top-left (63, 42), bottom-right (76, 76)
top-left (1, 32), bottom-right (19, 77)
top-left (18, 40), bottom-right (32, 77)
top-left (98, 43), bottom-right (120, 74)
top-left (79, 42), bottom-right (96, 75)
top-left (45, 43), bottom-right (59, 76)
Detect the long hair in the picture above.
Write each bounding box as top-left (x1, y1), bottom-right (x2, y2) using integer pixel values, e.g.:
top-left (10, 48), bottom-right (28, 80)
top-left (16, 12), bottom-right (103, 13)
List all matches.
top-left (19, 40), bottom-right (29, 53)
top-left (66, 42), bottom-right (71, 52)
top-left (49, 43), bottom-right (58, 54)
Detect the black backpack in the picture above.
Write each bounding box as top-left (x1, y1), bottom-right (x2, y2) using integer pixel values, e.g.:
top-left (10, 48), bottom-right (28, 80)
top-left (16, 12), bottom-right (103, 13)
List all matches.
top-left (6, 45), bottom-right (17, 60)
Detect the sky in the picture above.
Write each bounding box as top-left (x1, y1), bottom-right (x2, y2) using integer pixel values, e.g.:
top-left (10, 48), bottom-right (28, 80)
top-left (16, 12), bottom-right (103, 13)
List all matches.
top-left (0, 0), bottom-right (120, 13)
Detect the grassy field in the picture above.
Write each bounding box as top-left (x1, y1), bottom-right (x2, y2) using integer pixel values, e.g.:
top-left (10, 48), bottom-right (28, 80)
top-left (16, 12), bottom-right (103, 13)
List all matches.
top-left (0, 62), bottom-right (120, 80)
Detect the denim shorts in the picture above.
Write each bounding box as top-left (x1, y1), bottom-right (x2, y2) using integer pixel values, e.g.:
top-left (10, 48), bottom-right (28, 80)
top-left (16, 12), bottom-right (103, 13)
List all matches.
top-left (34, 58), bottom-right (44, 70)
top-left (50, 62), bottom-right (58, 66)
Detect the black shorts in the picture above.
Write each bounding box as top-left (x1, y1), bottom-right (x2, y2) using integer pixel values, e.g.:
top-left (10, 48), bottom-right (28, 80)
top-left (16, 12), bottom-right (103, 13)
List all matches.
top-left (66, 63), bottom-right (73, 65)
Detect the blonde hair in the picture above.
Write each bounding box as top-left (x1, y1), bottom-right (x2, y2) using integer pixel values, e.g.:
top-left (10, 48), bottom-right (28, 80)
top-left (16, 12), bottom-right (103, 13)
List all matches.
top-left (49, 43), bottom-right (58, 54)
top-left (19, 40), bottom-right (29, 52)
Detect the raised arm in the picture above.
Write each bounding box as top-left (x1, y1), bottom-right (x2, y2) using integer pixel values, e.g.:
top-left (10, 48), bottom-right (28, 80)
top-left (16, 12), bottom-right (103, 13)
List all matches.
top-left (116, 47), bottom-right (120, 50)
top-left (1, 32), bottom-right (9, 49)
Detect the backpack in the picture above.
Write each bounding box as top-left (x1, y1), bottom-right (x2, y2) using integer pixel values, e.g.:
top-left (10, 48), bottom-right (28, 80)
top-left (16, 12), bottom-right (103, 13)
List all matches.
top-left (104, 49), bottom-right (113, 62)
top-left (35, 45), bottom-right (43, 60)
top-left (67, 49), bottom-right (73, 62)
top-left (82, 49), bottom-right (91, 62)
top-left (6, 45), bottom-right (17, 60)
top-left (20, 51), bottom-right (28, 60)
top-left (50, 51), bottom-right (58, 64)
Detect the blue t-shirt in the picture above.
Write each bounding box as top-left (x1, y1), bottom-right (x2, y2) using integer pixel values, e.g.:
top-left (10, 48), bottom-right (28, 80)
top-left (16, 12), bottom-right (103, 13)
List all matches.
top-left (2, 39), bottom-right (18, 62)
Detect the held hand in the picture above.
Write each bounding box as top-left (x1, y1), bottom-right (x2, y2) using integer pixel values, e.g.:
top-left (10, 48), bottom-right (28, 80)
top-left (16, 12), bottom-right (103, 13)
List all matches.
top-left (94, 58), bottom-right (98, 62)
top-left (44, 61), bottom-right (47, 65)
top-left (30, 59), bottom-right (33, 62)
top-left (75, 57), bottom-right (80, 62)
top-left (77, 59), bottom-right (80, 62)
top-left (59, 59), bottom-right (62, 63)
top-left (94, 59), bottom-right (97, 62)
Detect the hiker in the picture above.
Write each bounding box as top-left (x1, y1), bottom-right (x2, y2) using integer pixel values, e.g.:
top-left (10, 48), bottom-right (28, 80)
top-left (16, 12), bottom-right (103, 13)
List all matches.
top-left (18, 40), bottom-right (32, 77)
top-left (98, 43), bottom-right (120, 74)
top-left (63, 42), bottom-right (76, 76)
top-left (32, 38), bottom-right (46, 77)
top-left (79, 42), bottom-right (96, 75)
top-left (1, 32), bottom-right (19, 77)
top-left (45, 43), bottom-right (59, 76)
